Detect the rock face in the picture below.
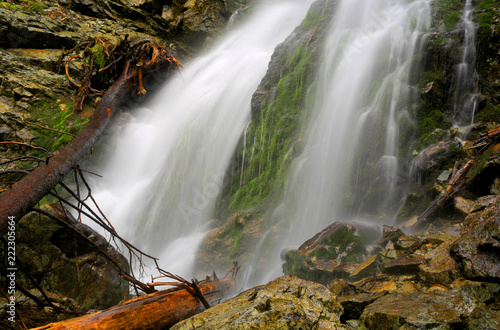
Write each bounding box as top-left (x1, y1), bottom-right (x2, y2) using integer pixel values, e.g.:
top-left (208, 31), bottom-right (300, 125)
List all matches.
top-left (359, 290), bottom-right (478, 329)
top-left (0, 204), bottom-right (129, 312)
top-left (281, 222), bottom-right (381, 285)
top-left (450, 197), bottom-right (500, 282)
top-left (171, 275), bottom-right (346, 329)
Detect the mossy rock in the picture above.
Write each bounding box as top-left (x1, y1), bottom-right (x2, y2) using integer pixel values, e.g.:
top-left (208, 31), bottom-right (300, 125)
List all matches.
top-left (281, 222), bottom-right (381, 285)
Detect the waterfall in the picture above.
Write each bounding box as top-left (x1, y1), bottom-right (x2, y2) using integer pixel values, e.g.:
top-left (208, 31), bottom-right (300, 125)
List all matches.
top-left (89, 0), bottom-right (314, 278)
top-left (253, 0), bottom-right (432, 284)
top-left (453, 0), bottom-right (478, 126)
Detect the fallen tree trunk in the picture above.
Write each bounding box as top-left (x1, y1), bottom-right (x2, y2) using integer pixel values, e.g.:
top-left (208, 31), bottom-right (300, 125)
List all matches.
top-left (411, 159), bottom-right (474, 230)
top-left (32, 279), bottom-right (236, 330)
top-left (0, 50), bottom-right (177, 236)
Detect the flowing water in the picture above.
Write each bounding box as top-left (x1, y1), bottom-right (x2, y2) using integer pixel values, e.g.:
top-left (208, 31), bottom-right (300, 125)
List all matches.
top-left (453, 0), bottom-right (478, 126)
top-left (90, 0), bottom-right (314, 278)
top-left (250, 0), bottom-right (433, 284)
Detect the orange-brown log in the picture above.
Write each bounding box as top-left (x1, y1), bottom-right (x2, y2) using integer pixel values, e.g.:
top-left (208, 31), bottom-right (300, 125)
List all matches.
top-left (32, 279), bottom-right (235, 330)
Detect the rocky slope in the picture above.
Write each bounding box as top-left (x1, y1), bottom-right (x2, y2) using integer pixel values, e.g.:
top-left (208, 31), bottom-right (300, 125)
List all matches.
top-left (0, 0), bottom-right (499, 328)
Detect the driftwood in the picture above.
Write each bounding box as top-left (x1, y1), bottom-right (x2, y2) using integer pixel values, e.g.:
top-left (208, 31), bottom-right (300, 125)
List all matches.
top-left (32, 278), bottom-right (236, 330)
top-left (0, 44), bottom-right (180, 236)
top-left (412, 159), bottom-right (474, 229)
top-left (469, 125), bottom-right (500, 152)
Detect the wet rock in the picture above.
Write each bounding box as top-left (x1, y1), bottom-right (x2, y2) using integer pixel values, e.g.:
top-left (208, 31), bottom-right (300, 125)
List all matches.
top-left (418, 238), bottom-right (460, 285)
top-left (337, 291), bottom-right (387, 321)
top-left (454, 196), bottom-right (474, 214)
top-left (450, 278), bottom-right (500, 304)
top-left (282, 222), bottom-right (381, 284)
top-left (0, 204), bottom-right (129, 311)
top-left (195, 211), bottom-right (266, 278)
top-left (393, 236), bottom-right (421, 251)
top-left (382, 257), bottom-right (425, 275)
top-left (171, 275), bottom-right (346, 329)
top-left (349, 254), bottom-right (379, 280)
top-left (450, 213), bottom-right (500, 282)
top-left (379, 225), bottom-right (405, 244)
top-left (359, 290), bottom-right (477, 329)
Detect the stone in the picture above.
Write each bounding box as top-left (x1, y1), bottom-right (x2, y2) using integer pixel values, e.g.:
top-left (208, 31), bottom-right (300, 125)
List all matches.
top-left (454, 196), bottom-right (474, 214)
top-left (437, 169), bottom-right (451, 181)
top-left (359, 290), bottom-right (477, 329)
top-left (418, 238), bottom-right (460, 285)
top-left (450, 215), bottom-right (500, 282)
top-left (349, 254), bottom-right (379, 280)
top-left (380, 225), bottom-right (406, 244)
top-left (171, 275), bottom-right (346, 329)
top-left (353, 277), bottom-right (398, 293)
top-left (337, 291), bottom-right (387, 321)
top-left (282, 222), bottom-right (381, 284)
top-left (450, 278), bottom-right (500, 304)
top-left (382, 257), bottom-right (425, 275)
top-left (394, 237), bottom-right (420, 250)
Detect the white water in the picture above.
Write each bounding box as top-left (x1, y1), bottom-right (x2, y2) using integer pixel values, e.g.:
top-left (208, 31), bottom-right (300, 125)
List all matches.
top-left (251, 0), bottom-right (432, 284)
top-left (89, 0), bottom-right (314, 279)
top-left (453, 0), bottom-right (478, 126)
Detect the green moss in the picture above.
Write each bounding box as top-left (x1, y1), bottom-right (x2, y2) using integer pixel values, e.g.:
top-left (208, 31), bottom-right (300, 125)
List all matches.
top-left (434, 0), bottom-right (463, 31)
top-left (29, 98), bottom-right (89, 153)
top-left (229, 42), bottom-right (316, 210)
top-left (301, 6), bottom-right (327, 30)
top-left (475, 103), bottom-right (500, 122)
top-left (0, 0), bottom-right (48, 14)
top-left (90, 42), bottom-right (107, 70)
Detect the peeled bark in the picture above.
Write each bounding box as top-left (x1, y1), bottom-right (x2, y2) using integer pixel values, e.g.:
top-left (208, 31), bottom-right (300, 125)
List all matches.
top-left (32, 279), bottom-right (236, 330)
top-left (0, 58), bottom-right (173, 236)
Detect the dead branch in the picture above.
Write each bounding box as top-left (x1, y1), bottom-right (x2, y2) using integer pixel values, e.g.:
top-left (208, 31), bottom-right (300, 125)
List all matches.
top-left (469, 125), bottom-right (500, 152)
top-left (412, 159), bottom-right (474, 230)
top-left (25, 121), bottom-right (76, 137)
top-left (0, 41), bottom-right (181, 236)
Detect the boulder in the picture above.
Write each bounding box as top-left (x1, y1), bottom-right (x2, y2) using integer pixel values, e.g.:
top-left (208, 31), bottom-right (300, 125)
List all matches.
top-left (418, 237), bottom-right (460, 285)
top-left (171, 275), bottom-right (346, 329)
top-left (450, 202), bottom-right (500, 282)
top-left (359, 290), bottom-right (477, 329)
top-left (281, 222), bottom-right (381, 284)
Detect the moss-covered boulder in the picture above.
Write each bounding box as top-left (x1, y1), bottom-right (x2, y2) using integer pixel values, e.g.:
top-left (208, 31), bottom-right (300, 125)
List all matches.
top-left (195, 210), bottom-right (267, 277)
top-left (0, 204), bottom-right (129, 312)
top-left (281, 222), bottom-right (381, 285)
top-left (171, 275), bottom-right (346, 329)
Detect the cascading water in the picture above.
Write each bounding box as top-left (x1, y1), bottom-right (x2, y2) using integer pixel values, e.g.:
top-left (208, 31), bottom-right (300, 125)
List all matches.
top-left (89, 0), bottom-right (314, 278)
top-left (253, 0), bottom-right (433, 283)
top-left (453, 0), bottom-right (478, 126)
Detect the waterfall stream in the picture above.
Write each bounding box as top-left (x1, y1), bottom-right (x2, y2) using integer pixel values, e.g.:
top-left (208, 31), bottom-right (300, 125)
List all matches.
top-left (250, 0), bottom-right (433, 285)
top-left (453, 0), bottom-right (478, 126)
top-left (89, 0), bottom-right (314, 278)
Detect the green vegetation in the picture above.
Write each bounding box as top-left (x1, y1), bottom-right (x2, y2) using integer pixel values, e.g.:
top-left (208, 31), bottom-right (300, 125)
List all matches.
top-left (228, 41), bottom-right (317, 211)
top-left (90, 42), bottom-right (107, 70)
top-left (29, 98), bottom-right (89, 153)
top-left (435, 0), bottom-right (463, 31)
top-left (475, 103), bottom-right (500, 122)
top-left (0, 0), bottom-right (48, 14)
